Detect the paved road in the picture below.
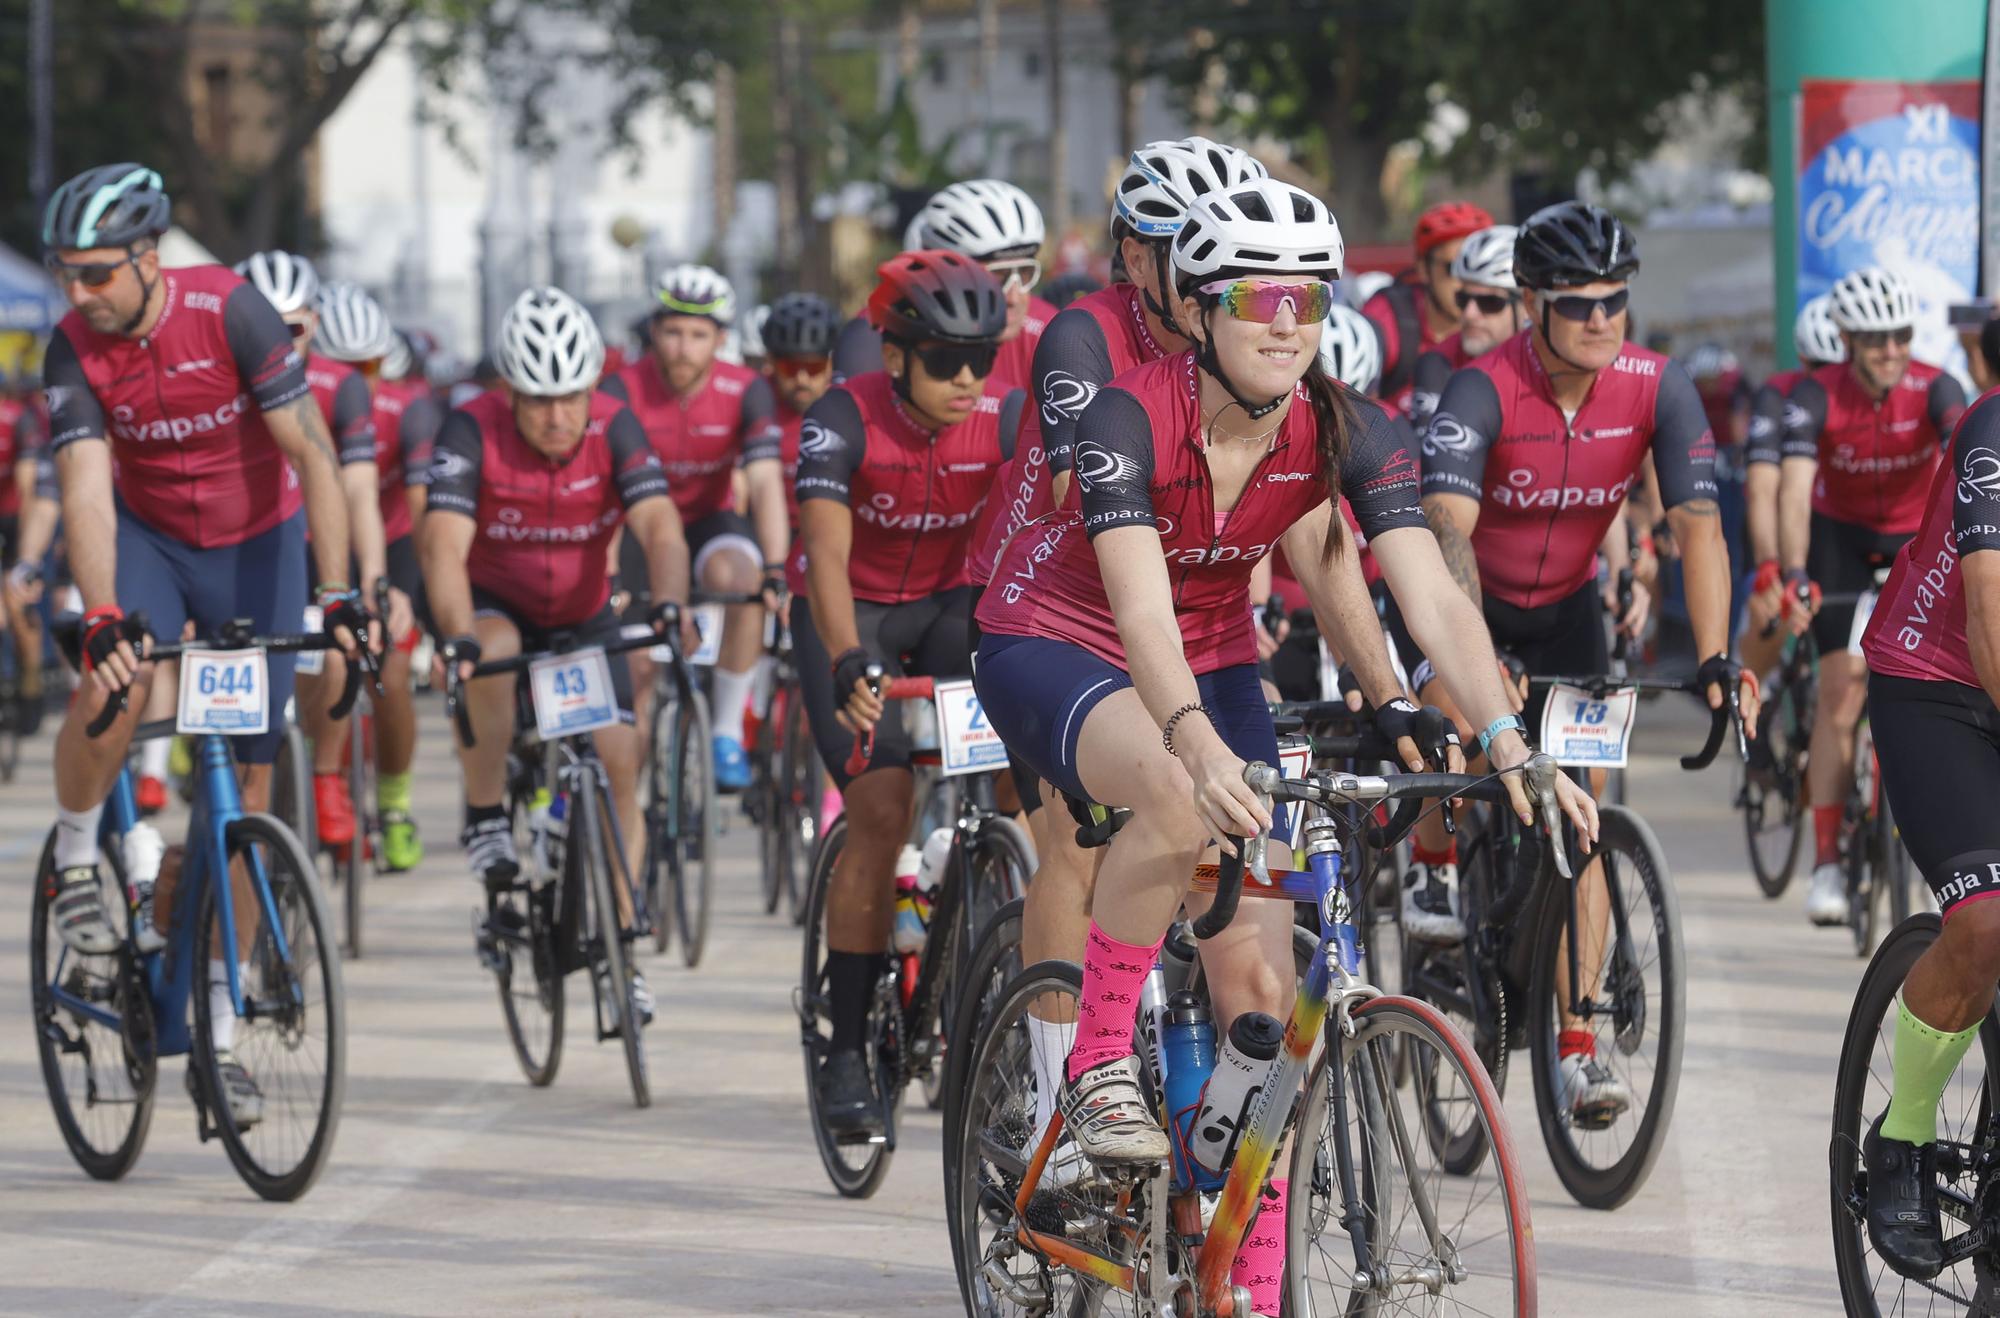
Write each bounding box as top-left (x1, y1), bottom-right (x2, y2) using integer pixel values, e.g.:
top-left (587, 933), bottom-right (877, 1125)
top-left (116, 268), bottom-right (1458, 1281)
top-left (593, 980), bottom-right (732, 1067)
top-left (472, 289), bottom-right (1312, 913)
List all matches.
top-left (0, 698), bottom-right (1869, 1315)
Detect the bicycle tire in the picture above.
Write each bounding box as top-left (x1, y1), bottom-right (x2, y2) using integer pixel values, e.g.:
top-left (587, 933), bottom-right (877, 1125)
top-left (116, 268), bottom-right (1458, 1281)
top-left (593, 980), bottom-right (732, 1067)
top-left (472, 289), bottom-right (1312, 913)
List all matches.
top-left (272, 724), bottom-right (316, 856)
top-left (1527, 803), bottom-right (1683, 1210)
top-left (342, 710), bottom-right (366, 960)
top-left (780, 678), bottom-right (821, 927)
top-left (1744, 692), bottom-right (1805, 898)
top-left (29, 826), bottom-right (155, 1180)
top-left (755, 688), bottom-right (785, 915)
top-left (799, 814), bottom-right (897, 1198)
top-left (941, 897), bottom-right (1026, 1233)
top-left (1288, 993), bottom-right (1536, 1316)
top-left (672, 687), bottom-right (717, 969)
top-left (494, 785), bottom-right (564, 1086)
top-left (579, 777), bottom-right (649, 1109)
top-left (193, 813), bottom-right (345, 1201)
top-left (1830, 914), bottom-right (2000, 1315)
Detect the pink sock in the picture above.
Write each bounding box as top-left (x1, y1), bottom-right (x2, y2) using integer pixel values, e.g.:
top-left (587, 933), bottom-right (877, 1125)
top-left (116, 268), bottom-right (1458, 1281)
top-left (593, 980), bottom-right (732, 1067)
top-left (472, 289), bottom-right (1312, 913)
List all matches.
top-left (1231, 1178), bottom-right (1289, 1316)
top-left (1065, 922), bottom-right (1162, 1083)
top-left (819, 784), bottom-right (843, 836)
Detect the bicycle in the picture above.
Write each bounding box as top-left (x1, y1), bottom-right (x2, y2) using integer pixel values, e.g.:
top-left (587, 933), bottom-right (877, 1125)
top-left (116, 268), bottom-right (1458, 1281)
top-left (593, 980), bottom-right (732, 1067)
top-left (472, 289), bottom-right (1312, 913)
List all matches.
top-left (1738, 620), bottom-right (1815, 898)
top-left (452, 624), bottom-right (663, 1109)
top-left (1399, 672), bottom-right (1735, 1209)
top-left (31, 617), bottom-right (357, 1200)
top-left (795, 672), bottom-right (1032, 1198)
top-left (738, 604), bottom-right (823, 922)
top-left (1831, 913), bottom-right (2000, 1314)
top-left (293, 581), bottom-right (390, 959)
top-left (951, 756), bottom-right (1565, 1316)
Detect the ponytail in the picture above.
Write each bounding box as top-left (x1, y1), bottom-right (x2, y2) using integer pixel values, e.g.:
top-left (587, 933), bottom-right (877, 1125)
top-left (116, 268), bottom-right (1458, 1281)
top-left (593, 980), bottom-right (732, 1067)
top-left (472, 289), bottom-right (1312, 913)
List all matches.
top-left (1303, 362), bottom-right (1357, 563)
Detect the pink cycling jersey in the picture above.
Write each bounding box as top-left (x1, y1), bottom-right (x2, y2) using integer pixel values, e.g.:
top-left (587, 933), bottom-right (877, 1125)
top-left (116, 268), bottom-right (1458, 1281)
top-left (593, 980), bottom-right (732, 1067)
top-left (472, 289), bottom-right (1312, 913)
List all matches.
top-left (1782, 359), bottom-right (1966, 534)
top-left (304, 354), bottom-right (377, 468)
top-left (1419, 330), bottom-right (1718, 610)
top-left (371, 379), bottom-right (442, 543)
top-left (977, 351), bottom-right (1424, 673)
top-left (424, 389), bottom-right (669, 629)
top-left (602, 355), bottom-right (781, 525)
top-left (42, 264), bottom-right (310, 547)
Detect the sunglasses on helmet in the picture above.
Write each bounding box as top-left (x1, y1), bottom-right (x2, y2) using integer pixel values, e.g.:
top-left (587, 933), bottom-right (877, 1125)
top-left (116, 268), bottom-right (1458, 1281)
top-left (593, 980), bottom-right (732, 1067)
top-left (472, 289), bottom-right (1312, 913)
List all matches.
top-left (1545, 288), bottom-right (1630, 322)
top-left (1198, 278), bottom-right (1337, 324)
top-left (45, 252), bottom-right (137, 290)
top-left (910, 340), bottom-right (1000, 380)
top-left (1454, 289), bottom-right (1519, 316)
top-left (1850, 327), bottom-right (1915, 349)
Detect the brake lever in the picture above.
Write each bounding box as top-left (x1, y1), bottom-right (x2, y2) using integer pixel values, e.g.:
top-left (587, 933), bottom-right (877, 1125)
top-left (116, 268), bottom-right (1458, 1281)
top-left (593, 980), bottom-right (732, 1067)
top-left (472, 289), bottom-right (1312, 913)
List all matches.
top-left (1245, 815), bottom-right (1272, 888)
top-left (1523, 752), bottom-right (1573, 880)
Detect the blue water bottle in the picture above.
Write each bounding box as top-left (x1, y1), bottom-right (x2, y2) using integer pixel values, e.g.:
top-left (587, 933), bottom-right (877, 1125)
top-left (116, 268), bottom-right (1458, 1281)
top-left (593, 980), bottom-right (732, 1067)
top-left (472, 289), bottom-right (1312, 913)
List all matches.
top-left (1160, 990), bottom-right (1219, 1190)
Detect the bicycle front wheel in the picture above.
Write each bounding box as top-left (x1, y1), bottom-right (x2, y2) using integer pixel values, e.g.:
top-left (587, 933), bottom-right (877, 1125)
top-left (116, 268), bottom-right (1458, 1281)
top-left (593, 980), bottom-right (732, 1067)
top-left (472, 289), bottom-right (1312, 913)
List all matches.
top-left (579, 781), bottom-right (648, 1109)
top-left (670, 688), bottom-right (717, 968)
top-left (193, 813), bottom-right (345, 1201)
top-left (1743, 691), bottom-right (1805, 898)
top-left (1289, 993), bottom-right (1535, 1316)
top-left (342, 713), bottom-right (367, 960)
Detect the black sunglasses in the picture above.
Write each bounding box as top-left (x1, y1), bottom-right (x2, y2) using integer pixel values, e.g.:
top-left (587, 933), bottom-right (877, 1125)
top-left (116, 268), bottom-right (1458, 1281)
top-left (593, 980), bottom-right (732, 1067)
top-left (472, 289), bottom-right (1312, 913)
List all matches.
top-left (1546, 289), bottom-right (1630, 322)
top-left (1850, 326), bottom-right (1915, 349)
top-left (1454, 289), bottom-right (1518, 315)
top-left (45, 251), bottom-right (138, 290)
top-left (911, 340), bottom-right (999, 380)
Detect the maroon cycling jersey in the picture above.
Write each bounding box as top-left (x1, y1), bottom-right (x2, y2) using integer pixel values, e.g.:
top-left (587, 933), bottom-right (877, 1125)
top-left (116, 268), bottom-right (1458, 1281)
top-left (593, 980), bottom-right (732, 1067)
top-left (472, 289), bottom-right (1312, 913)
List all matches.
top-left (1408, 331), bottom-right (1475, 431)
top-left (42, 264), bottom-right (310, 547)
top-left (795, 371), bottom-right (1022, 605)
top-left (1362, 277), bottom-right (1442, 418)
top-left (1419, 331), bottom-right (1717, 610)
top-left (1746, 367), bottom-right (1808, 468)
top-left (372, 379), bottom-right (443, 543)
top-left (602, 356), bottom-right (780, 525)
top-left (1863, 391), bottom-right (2000, 689)
top-left (1783, 360), bottom-right (1966, 534)
top-left (425, 389), bottom-right (669, 629)
top-left (305, 354), bottom-right (377, 467)
top-left (977, 351), bottom-right (1425, 673)
top-left (0, 397), bottom-right (39, 517)
top-left (775, 397), bottom-right (807, 534)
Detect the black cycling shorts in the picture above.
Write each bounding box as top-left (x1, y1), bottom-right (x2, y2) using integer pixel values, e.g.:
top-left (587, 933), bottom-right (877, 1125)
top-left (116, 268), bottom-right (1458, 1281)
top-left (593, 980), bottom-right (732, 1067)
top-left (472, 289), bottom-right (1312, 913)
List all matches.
top-left (968, 586), bottom-right (1043, 812)
top-left (1870, 671), bottom-right (2000, 921)
top-left (469, 586), bottom-right (636, 723)
top-left (1409, 580), bottom-right (1609, 734)
top-left (1807, 511), bottom-right (1908, 656)
top-left (791, 587), bottom-right (975, 789)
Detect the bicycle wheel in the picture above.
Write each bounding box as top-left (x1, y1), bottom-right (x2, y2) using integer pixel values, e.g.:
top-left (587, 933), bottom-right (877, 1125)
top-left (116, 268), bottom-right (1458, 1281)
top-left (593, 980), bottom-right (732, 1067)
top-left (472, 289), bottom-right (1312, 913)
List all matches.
top-left (1527, 804), bottom-right (1683, 1210)
top-left (1743, 690), bottom-right (1805, 898)
top-left (341, 711), bottom-right (366, 960)
top-left (951, 959), bottom-right (1155, 1318)
top-left (942, 897), bottom-right (1025, 1228)
top-left (1288, 993), bottom-right (1535, 1316)
top-left (1403, 937), bottom-right (1507, 1177)
top-left (192, 813), bottom-right (345, 1201)
top-left (1831, 913), bottom-right (2000, 1315)
top-left (798, 815), bottom-right (898, 1197)
top-left (643, 690), bottom-right (674, 957)
top-left (29, 827), bottom-right (155, 1180)
top-left (579, 778), bottom-right (649, 1109)
top-left (754, 691), bottom-right (784, 915)
top-left (670, 688), bottom-right (717, 969)
top-left (779, 678), bottom-right (822, 927)
top-left (271, 724), bottom-right (316, 855)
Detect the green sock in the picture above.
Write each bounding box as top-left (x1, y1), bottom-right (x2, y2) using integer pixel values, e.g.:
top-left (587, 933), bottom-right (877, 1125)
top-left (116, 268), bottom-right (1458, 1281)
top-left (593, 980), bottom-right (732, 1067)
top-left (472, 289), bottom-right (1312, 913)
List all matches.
top-left (1881, 999), bottom-right (1982, 1145)
top-left (378, 771), bottom-right (413, 817)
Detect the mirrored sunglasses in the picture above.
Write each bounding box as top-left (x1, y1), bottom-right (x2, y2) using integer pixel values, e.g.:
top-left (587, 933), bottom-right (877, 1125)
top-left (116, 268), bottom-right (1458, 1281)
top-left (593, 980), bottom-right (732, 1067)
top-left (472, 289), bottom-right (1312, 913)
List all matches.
top-left (1198, 278), bottom-right (1337, 324)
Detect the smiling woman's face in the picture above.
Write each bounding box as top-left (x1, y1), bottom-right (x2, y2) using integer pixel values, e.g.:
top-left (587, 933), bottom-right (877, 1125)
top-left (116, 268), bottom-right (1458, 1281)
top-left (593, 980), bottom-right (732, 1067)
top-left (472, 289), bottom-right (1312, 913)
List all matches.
top-left (1182, 275), bottom-right (1324, 401)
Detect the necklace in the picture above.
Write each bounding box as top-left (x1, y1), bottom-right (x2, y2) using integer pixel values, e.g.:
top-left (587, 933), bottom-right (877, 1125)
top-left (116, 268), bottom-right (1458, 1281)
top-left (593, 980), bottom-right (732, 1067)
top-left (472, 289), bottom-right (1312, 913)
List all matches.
top-left (1204, 407), bottom-right (1285, 451)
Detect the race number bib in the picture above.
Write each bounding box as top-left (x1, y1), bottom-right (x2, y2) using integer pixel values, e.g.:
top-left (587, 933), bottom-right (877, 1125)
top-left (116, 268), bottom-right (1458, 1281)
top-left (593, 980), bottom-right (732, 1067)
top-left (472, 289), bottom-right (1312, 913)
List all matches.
top-left (295, 605), bottom-right (325, 676)
top-left (1539, 683), bottom-right (1638, 768)
top-left (528, 647), bottom-right (620, 740)
top-left (177, 649), bottom-right (270, 736)
top-left (934, 679), bottom-right (1007, 777)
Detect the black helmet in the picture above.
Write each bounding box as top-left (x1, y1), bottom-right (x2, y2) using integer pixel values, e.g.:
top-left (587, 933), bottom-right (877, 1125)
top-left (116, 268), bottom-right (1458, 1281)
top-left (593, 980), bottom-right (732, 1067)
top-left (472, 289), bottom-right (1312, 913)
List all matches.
top-left (865, 249), bottom-right (1007, 344)
top-left (1513, 201), bottom-right (1639, 291)
top-left (43, 163), bottom-right (172, 251)
top-left (762, 291), bottom-right (842, 358)
top-left (1043, 271), bottom-right (1104, 310)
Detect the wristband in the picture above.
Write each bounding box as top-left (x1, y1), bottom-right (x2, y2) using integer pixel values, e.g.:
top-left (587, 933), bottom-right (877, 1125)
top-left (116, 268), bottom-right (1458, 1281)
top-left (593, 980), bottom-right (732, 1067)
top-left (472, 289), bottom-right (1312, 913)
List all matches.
top-left (1477, 713), bottom-right (1526, 757)
top-left (1161, 702), bottom-right (1209, 756)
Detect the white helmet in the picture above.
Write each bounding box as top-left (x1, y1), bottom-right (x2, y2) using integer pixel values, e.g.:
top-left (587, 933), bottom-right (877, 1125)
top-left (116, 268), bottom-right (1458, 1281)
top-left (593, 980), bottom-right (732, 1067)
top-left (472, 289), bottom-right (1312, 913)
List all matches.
top-left (739, 303), bottom-right (770, 360)
top-left (1448, 225), bottom-right (1519, 291)
top-left (1318, 303), bottom-right (1382, 393)
top-left (920, 180), bottom-right (1045, 259)
top-left (1795, 293), bottom-right (1848, 364)
top-left (315, 281), bottom-right (396, 362)
top-left (1171, 180), bottom-right (1344, 291)
top-left (654, 263), bottom-right (735, 325)
top-left (381, 330), bottom-right (415, 382)
top-left (497, 286), bottom-right (605, 397)
top-left (1344, 270), bottom-right (1394, 310)
top-left (235, 250), bottom-right (319, 317)
top-left (1112, 136), bottom-right (1268, 240)
top-left (902, 211), bottom-right (931, 252)
top-left (1828, 266), bottom-right (1916, 333)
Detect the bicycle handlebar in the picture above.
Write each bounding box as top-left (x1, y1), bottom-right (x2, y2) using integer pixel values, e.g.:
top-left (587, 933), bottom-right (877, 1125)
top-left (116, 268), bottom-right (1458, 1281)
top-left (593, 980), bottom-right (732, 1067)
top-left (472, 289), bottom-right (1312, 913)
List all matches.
top-left (1526, 672), bottom-right (1745, 771)
top-left (443, 625), bottom-right (669, 749)
top-left (842, 667), bottom-right (939, 777)
top-left (82, 617), bottom-right (377, 739)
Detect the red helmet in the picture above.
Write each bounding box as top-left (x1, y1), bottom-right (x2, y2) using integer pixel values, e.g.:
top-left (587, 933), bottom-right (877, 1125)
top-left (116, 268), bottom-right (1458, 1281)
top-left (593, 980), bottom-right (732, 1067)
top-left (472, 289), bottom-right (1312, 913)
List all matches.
top-left (865, 248), bottom-right (1007, 344)
top-left (1413, 201), bottom-right (1495, 258)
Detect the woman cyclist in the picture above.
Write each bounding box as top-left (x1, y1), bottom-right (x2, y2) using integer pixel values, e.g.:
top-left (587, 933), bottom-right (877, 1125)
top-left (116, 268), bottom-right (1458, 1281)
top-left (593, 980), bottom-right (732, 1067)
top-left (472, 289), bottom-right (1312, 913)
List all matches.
top-left (974, 178), bottom-right (1596, 1317)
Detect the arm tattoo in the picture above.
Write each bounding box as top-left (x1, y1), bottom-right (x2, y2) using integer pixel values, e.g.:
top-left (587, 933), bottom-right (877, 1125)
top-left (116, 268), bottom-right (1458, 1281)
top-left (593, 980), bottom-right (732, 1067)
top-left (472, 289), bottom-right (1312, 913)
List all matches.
top-left (279, 396), bottom-right (340, 464)
top-left (1423, 500), bottom-right (1483, 605)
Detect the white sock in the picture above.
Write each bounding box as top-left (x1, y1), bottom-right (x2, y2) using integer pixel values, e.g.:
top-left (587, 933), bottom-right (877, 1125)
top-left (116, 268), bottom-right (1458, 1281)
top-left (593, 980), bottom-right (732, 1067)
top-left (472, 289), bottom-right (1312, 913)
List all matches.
top-left (1027, 1014), bottom-right (1072, 1134)
top-left (208, 960), bottom-right (239, 1053)
top-left (749, 655), bottom-right (777, 719)
top-left (140, 738), bottom-right (170, 779)
top-left (55, 803), bottom-right (103, 870)
top-left (711, 666), bottom-right (754, 743)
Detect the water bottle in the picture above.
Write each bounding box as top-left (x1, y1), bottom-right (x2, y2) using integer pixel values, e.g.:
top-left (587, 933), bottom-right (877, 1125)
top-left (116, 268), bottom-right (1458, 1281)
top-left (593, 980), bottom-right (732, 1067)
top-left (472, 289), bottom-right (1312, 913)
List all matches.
top-left (1191, 1011), bottom-right (1284, 1172)
top-left (892, 844), bottom-right (928, 952)
top-left (534, 792), bottom-right (568, 884)
top-left (1160, 991), bottom-right (1218, 1187)
top-left (915, 826), bottom-right (953, 892)
top-left (1137, 967), bottom-right (1170, 1100)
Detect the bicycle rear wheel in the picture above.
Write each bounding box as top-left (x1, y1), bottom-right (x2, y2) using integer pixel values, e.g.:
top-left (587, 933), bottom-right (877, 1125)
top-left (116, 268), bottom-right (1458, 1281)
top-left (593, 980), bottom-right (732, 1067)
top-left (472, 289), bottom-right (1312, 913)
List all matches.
top-left (193, 813), bottom-right (345, 1201)
top-left (1744, 691), bottom-right (1805, 898)
top-left (271, 724), bottom-right (316, 855)
top-left (670, 688), bottom-right (716, 968)
top-left (779, 678), bottom-right (822, 927)
top-left (341, 711), bottom-right (367, 960)
top-left (754, 688), bottom-right (784, 915)
top-left (1289, 993), bottom-right (1535, 1316)
top-left (30, 827), bottom-right (155, 1180)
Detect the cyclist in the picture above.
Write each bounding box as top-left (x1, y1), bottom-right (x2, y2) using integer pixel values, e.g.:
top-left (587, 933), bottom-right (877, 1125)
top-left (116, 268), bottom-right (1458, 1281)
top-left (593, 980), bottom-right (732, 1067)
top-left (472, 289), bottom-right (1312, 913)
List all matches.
top-left (235, 254), bottom-right (390, 852)
top-left (602, 263), bottom-right (786, 792)
top-left (422, 286), bottom-right (691, 1020)
top-left (1778, 267), bottom-right (1966, 926)
top-left (1362, 199), bottom-right (1495, 418)
top-left (974, 180), bottom-right (1595, 1318)
top-left (1854, 387), bottom-right (2000, 1280)
top-left (1406, 224), bottom-right (1523, 430)
top-left (319, 283), bottom-right (437, 871)
top-left (39, 163), bottom-right (364, 1128)
top-left (1417, 200), bottom-right (1757, 1117)
top-left (761, 291), bottom-right (843, 532)
top-left (1739, 294), bottom-right (1844, 677)
top-left (966, 137), bottom-right (1267, 1107)
top-left (795, 249), bottom-right (1024, 1135)
top-left (0, 366), bottom-right (58, 730)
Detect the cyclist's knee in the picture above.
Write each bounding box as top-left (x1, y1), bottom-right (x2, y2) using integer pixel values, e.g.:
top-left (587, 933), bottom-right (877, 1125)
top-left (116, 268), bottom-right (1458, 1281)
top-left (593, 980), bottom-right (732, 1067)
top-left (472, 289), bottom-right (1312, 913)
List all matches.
top-left (473, 612), bottom-right (522, 660)
top-left (1938, 899), bottom-right (2000, 979)
top-left (704, 547), bottom-right (758, 592)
